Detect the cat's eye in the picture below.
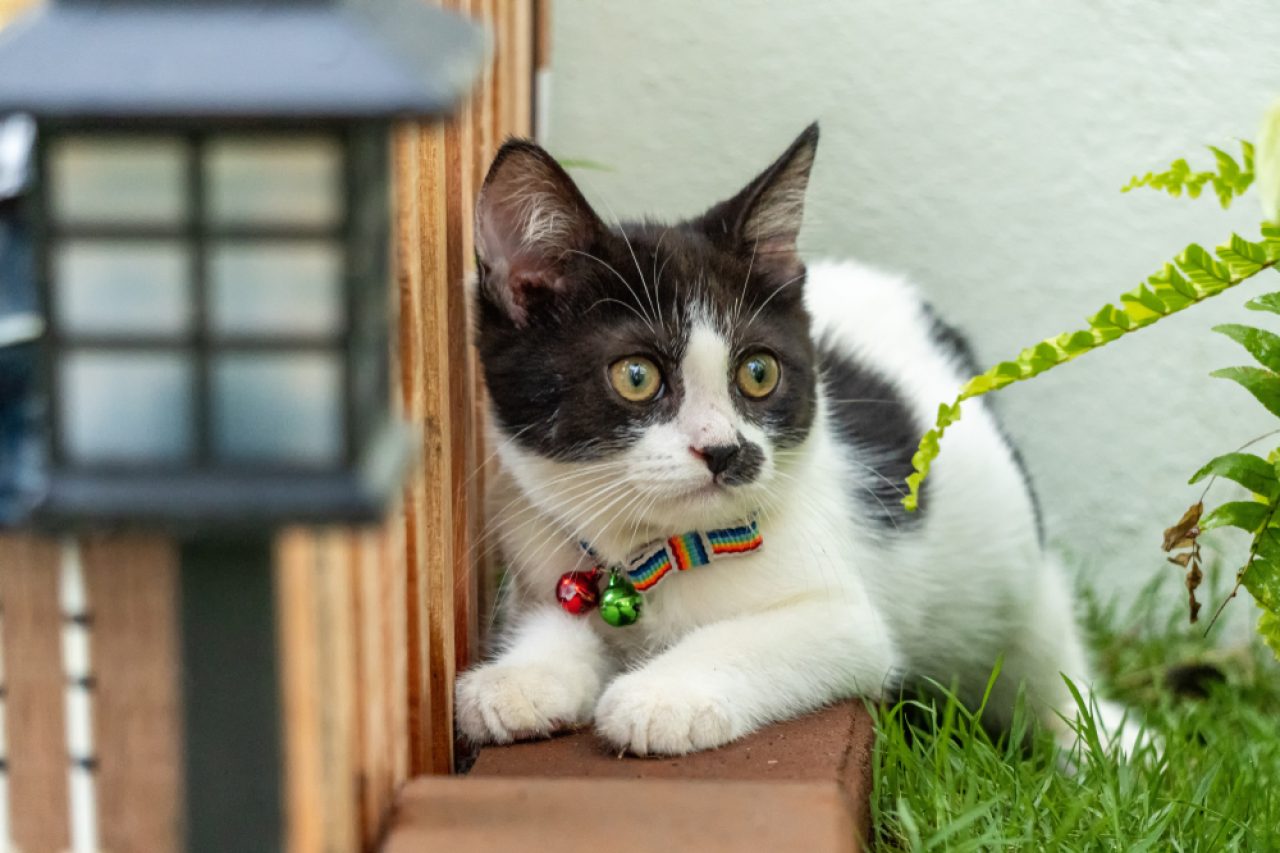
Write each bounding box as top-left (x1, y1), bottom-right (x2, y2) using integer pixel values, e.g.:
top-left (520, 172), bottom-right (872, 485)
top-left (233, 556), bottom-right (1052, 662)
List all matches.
top-left (609, 356), bottom-right (663, 402)
top-left (736, 353), bottom-right (780, 399)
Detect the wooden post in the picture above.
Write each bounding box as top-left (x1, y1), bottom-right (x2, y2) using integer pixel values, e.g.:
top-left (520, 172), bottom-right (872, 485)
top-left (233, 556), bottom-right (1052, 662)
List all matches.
top-left (396, 119), bottom-right (457, 776)
top-left (444, 0), bottom-right (480, 678)
top-left (350, 525), bottom-right (409, 849)
top-left (0, 536), bottom-right (69, 853)
top-left (276, 529), bottom-right (359, 853)
top-left (81, 535), bottom-right (183, 853)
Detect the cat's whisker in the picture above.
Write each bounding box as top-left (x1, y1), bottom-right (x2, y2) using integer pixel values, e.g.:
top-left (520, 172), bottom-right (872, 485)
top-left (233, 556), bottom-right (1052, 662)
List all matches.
top-left (732, 236), bottom-right (760, 327)
top-left (654, 245), bottom-right (675, 316)
top-left (458, 422), bottom-right (538, 494)
top-left (820, 398), bottom-right (898, 405)
top-left (497, 465), bottom-right (630, 532)
top-left (743, 270), bottom-right (807, 328)
top-left (470, 467), bottom-right (623, 555)
top-left (469, 464), bottom-right (629, 548)
top-left (651, 228), bottom-right (670, 328)
top-left (771, 464), bottom-right (902, 534)
top-left (585, 295), bottom-right (655, 328)
top-left (601, 199), bottom-right (661, 331)
top-left (461, 472), bottom-right (627, 580)
top-left (843, 457), bottom-right (910, 498)
top-left (563, 248), bottom-right (656, 333)
top-left (507, 465), bottom-right (639, 558)
top-left (592, 489), bottom-right (653, 560)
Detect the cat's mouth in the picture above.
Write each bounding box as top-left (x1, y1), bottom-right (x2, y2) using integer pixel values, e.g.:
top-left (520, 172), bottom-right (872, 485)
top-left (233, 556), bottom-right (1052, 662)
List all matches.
top-left (686, 480), bottom-right (725, 498)
top-left (674, 475), bottom-right (754, 503)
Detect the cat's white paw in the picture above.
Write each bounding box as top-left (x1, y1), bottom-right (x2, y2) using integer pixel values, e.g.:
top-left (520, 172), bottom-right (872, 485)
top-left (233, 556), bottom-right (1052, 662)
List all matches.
top-left (455, 662), bottom-right (600, 744)
top-left (595, 672), bottom-right (742, 756)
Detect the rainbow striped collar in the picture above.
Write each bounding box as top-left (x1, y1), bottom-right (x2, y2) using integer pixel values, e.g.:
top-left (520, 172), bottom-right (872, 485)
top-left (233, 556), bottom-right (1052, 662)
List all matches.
top-left (581, 515), bottom-right (764, 594)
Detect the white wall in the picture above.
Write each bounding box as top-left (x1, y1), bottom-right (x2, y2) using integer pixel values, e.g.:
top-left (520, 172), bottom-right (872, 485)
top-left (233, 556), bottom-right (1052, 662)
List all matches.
top-left (545, 0), bottom-right (1280, 602)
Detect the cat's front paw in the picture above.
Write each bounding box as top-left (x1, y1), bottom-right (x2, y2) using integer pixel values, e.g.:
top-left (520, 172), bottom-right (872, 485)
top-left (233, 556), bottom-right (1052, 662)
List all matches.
top-left (594, 672), bottom-right (742, 756)
top-left (455, 662), bottom-right (600, 744)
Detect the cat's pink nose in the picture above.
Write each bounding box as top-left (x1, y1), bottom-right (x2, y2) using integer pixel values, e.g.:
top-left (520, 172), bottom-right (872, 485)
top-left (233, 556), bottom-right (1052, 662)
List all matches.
top-left (690, 444), bottom-right (740, 476)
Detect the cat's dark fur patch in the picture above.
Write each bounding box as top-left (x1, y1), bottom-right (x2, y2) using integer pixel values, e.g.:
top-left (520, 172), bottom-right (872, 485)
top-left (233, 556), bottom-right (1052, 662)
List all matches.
top-left (921, 301), bottom-right (981, 375)
top-left (718, 433), bottom-right (765, 486)
top-left (920, 303), bottom-right (1043, 540)
top-left (474, 130), bottom-right (820, 465)
top-left (817, 341), bottom-right (926, 528)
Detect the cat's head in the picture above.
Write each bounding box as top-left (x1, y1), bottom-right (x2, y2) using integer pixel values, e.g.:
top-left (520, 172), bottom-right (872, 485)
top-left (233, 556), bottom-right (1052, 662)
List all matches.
top-left (474, 124), bottom-right (819, 543)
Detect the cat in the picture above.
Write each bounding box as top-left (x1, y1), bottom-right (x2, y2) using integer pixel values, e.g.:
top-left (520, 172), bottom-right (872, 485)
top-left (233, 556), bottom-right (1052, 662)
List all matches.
top-left (455, 123), bottom-right (1135, 757)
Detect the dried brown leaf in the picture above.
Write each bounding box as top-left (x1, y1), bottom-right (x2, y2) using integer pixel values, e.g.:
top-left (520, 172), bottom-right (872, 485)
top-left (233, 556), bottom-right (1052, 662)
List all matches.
top-left (1163, 502), bottom-right (1204, 552)
top-left (1168, 552), bottom-right (1193, 567)
top-left (1187, 553), bottom-right (1204, 623)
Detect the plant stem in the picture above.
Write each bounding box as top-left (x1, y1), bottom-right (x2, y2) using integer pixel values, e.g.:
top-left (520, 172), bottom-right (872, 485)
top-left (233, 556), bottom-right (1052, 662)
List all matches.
top-left (1204, 501), bottom-right (1278, 636)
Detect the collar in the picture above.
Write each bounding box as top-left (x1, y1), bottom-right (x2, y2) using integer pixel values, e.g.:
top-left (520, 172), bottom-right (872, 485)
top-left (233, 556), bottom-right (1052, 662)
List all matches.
top-left (581, 514), bottom-right (763, 593)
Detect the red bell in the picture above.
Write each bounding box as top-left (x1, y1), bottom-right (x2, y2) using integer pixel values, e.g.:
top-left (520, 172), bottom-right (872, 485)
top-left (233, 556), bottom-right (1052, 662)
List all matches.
top-left (556, 569), bottom-right (602, 615)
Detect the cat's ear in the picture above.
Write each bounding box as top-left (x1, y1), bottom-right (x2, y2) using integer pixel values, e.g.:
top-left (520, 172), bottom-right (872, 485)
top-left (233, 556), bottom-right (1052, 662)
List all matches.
top-left (699, 122), bottom-right (818, 279)
top-left (475, 140), bottom-right (604, 325)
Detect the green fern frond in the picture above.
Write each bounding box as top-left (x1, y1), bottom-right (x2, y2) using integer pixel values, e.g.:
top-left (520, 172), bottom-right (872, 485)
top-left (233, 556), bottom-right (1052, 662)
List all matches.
top-left (901, 223), bottom-right (1280, 512)
top-left (1122, 141), bottom-right (1255, 208)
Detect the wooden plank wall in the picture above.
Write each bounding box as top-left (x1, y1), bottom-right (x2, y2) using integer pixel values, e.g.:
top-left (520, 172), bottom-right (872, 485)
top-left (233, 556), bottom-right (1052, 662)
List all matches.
top-left (0, 2), bottom-right (543, 852)
top-left (0, 534), bottom-right (185, 852)
top-left (277, 1), bottom-right (543, 851)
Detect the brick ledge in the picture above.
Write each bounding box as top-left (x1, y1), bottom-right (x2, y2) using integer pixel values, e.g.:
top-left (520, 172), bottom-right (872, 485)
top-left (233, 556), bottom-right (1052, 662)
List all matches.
top-left (383, 702), bottom-right (874, 853)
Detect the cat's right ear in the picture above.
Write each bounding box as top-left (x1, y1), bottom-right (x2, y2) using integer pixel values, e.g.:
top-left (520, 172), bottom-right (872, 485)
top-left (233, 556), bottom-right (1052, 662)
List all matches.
top-left (474, 140), bottom-right (603, 326)
top-left (697, 123), bottom-right (819, 282)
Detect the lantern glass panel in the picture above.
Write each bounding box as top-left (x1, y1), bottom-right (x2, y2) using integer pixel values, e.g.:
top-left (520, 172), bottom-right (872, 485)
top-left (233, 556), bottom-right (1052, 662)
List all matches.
top-left (211, 353), bottom-right (342, 466)
top-left (55, 240), bottom-right (191, 337)
top-left (205, 137), bottom-right (341, 227)
top-left (49, 137), bottom-right (187, 225)
top-left (59, 351), bottom-right (194, 464)
top-left (209, 241), bottom-right (343, 338)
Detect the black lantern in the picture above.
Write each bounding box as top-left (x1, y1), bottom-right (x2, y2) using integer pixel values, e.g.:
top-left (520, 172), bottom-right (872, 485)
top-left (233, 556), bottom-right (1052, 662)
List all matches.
top-left (0, 0), bottom-right (485, 528)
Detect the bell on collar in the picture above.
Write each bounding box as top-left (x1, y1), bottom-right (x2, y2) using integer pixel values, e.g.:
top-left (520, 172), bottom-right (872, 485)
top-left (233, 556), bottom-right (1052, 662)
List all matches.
top-left (555, 568), bottom-right (601, 615)
top-left (598, 570), bottom-right (642, 627)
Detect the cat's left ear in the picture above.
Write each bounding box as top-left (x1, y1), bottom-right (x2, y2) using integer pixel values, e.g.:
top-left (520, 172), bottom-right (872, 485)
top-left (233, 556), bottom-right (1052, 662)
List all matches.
top-left (474, 140), bottom-right (605, 326)
top-left (699, 122), bottom-right (819, 279)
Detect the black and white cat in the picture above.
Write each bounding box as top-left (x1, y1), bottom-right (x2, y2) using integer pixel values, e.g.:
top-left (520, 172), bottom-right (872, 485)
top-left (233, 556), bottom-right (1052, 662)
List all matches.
top-left (455, 124), bottom-right (1133, 757)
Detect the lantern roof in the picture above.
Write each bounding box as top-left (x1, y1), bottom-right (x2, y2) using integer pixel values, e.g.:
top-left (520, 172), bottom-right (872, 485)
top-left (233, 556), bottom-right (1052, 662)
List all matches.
top-left (0, 0), bottom-right (486, 120)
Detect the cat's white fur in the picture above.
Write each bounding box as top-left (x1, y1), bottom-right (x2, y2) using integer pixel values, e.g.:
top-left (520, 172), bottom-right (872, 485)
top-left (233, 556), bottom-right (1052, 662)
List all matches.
top-left (457, 258), bottom-right (1135, 756)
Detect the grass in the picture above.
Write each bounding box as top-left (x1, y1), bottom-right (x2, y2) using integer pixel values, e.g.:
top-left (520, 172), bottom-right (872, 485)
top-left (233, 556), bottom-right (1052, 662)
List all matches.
top-left (871, 570), bottom-right (1280, 851)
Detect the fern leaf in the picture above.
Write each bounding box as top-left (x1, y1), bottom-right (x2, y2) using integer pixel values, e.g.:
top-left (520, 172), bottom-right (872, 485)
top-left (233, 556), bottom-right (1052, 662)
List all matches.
top-left (1246, 292), bottom-right (1280, 315)
top-left (903, 228), bottom-right (1280, 510)
top-left (1210, 366), bottom-right (1280, 418)
top-left (1123, 141), bottom-right (1255, 208)
top-left (1260, 99), bottom-right (1280, 223)
top-left (1213, 324), bottom-right (1280, 373)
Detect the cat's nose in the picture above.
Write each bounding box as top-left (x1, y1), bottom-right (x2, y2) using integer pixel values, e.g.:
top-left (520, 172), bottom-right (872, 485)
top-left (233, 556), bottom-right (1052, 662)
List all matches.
top-left (691, 443), bottom-right (740, 476)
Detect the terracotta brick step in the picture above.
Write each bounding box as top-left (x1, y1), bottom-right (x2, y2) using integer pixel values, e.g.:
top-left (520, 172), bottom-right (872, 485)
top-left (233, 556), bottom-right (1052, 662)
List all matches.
top-left (382, 702), bottom-right (875, 852)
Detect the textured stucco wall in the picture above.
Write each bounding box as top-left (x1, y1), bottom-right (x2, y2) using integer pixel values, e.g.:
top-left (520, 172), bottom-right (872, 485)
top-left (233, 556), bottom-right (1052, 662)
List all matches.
top-left (545, 1), bottom-right (1280, 602)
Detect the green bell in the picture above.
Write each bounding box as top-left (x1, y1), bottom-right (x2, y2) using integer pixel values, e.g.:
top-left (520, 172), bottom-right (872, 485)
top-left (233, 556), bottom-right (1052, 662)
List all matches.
top-left (598, 571), bottom-right (642, 627)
